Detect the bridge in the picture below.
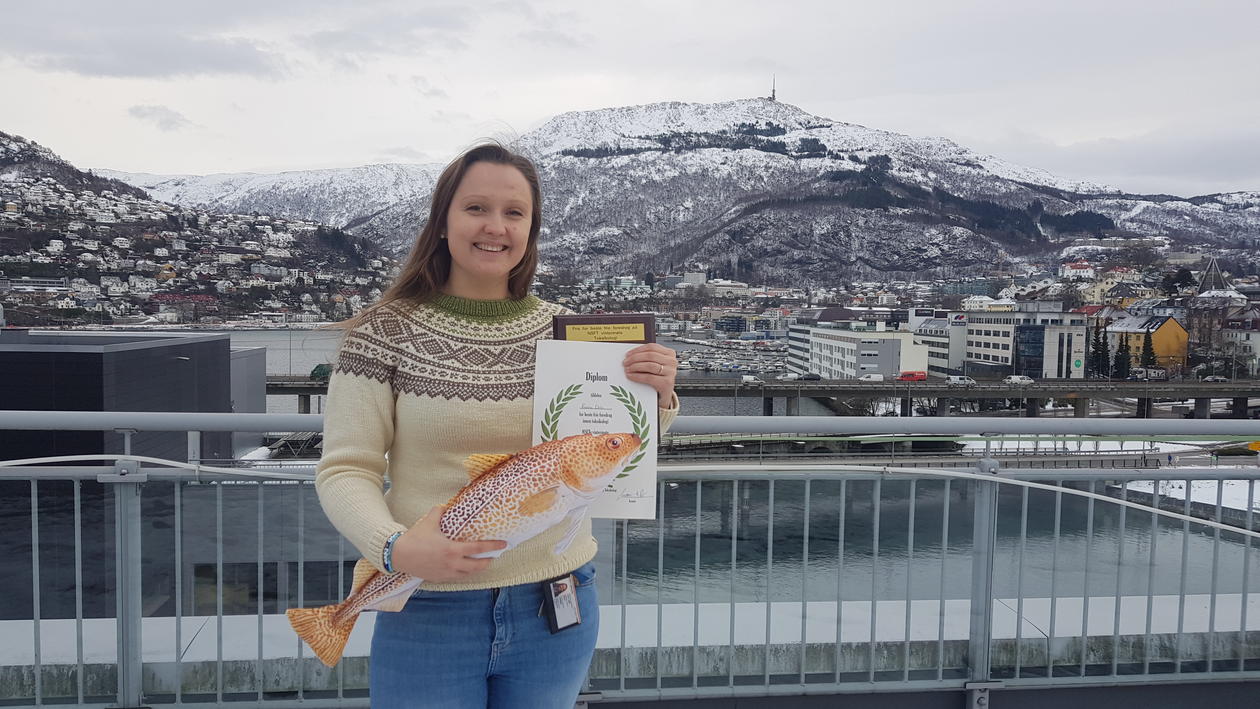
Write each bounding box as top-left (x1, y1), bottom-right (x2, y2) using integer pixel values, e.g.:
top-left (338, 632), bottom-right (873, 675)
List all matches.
top-left (267, 375), bottom-right (1260, 418)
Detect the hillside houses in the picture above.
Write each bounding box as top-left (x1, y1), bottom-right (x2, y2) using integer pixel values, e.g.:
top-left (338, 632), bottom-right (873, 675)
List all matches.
top-left (0, 172), bottom-right (393, 325)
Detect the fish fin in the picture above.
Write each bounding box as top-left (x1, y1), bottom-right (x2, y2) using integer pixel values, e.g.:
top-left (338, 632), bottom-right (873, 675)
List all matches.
top-left (349, 558), bottom-right (379, 596)
top-left (553, 509), bottom-right (587, 554)
top-left (469, 546), bottom-right (507, 560)
top-left (365, 578), bottom-right (421, 613)
top-left (463, 454), bottom-right (513, 480)
top-left (518, 486), bottom-right (560, 516)
top-left (287, 602), bottom-right (354, 668)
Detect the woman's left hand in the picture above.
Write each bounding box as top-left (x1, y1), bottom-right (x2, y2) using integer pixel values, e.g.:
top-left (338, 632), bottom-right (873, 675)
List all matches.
top-left (623, 343), bottom-right (678, 406)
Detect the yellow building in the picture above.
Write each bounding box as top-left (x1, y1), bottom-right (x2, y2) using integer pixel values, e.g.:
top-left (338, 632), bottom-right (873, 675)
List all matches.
top-left (1105, 315), bottom-right (1189, 373)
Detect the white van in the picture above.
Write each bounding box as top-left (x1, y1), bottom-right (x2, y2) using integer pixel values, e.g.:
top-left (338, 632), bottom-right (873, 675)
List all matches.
top-left (946, 375), bottom-right (976, 387)
top-left (740, 375), bottom-right (762, 384)
top-left (858, 373), bottom-right (885, 382)
top-left (1002, 374), bottom-right (1034, 385)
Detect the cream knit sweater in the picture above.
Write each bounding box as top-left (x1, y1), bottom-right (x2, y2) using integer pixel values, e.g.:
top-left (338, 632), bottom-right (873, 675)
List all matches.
top-left (315, 294), bottom-right (679, 591)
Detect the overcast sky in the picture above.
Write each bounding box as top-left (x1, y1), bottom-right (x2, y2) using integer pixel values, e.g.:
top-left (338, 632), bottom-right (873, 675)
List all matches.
top-left (3, 0), bottom-right (1257, 196)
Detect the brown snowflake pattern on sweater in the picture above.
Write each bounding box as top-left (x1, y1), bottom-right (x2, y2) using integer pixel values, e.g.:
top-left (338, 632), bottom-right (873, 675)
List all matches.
top-left (334, 297), bottom-right (570, 402)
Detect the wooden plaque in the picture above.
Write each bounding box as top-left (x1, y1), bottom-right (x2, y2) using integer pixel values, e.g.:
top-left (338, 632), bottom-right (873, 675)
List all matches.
top-left (552, 314), bottom-right (655, 343)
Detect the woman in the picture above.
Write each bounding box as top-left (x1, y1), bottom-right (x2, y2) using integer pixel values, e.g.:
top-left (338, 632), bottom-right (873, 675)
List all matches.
top-left (315, 142), bottom-right (679, 708)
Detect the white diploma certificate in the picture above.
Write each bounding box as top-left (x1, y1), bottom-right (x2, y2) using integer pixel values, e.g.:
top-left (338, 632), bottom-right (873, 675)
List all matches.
top-left (533, 340), bottom-right (657, 519)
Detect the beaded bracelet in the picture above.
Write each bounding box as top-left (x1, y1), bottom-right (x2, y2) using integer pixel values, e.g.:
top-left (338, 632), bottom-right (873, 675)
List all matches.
top-left (382, 531), bottom-right (404, 573)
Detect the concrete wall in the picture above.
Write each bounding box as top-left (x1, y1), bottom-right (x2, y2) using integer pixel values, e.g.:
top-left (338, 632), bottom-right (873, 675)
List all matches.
top-left (230, 346), bottom-right (267, 455)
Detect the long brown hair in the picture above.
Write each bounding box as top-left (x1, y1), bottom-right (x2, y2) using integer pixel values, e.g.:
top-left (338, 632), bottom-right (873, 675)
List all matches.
top-left (340, 142), bottom-right (543, 328)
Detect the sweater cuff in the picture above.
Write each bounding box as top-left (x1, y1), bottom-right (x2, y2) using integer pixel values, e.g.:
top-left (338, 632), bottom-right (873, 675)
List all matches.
top-left (368, 522), bottom-right (410, 573)
top-left (658, 391), bottom-right (679, 413)
top-left (658, 391), bottom-right (680, 434)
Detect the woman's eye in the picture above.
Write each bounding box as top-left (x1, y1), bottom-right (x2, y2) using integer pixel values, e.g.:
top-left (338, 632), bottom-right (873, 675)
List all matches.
top-left (466, 205), bottom-right (483, 212)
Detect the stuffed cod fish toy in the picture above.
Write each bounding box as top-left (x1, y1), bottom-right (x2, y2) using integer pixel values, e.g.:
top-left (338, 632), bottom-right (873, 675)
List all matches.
top-left (287, 431), bottom-right (641, 666)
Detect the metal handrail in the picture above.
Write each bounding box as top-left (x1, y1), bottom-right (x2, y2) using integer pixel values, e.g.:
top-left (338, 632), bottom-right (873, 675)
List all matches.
top-left (0, 410), bottom-right (1256, 436)
top-left (3, 410), bottom-right (1260, 708)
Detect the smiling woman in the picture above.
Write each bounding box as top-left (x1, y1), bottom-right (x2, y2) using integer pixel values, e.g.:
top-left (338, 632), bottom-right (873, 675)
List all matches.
top-left (314, 141), bottom-right (680, 708)
top-left (348, 142), bottom-right (544, 313)
top-left (442, 161), bottom-right (533, 300)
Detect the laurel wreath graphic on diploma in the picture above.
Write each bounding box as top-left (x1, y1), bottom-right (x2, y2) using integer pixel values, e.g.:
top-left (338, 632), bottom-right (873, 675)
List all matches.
top-left (608, 385), bottom-right (651, 478)
top-left (540, 384), bottom-right (582, 442)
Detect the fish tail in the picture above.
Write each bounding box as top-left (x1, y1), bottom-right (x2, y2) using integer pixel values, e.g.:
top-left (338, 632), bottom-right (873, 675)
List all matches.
top-left (286, 601), bottom-right (355, 668)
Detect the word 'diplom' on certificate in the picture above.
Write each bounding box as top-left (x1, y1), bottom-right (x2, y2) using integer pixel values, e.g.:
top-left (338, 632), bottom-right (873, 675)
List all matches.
top-left (533, 340), bottom-right (657, 519)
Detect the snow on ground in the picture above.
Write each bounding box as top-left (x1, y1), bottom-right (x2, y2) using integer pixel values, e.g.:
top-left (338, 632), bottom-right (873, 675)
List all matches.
top-left (957, 439), bottom-right (1201, 454)
top-left (1126, 479), bottom-right (1260, 513)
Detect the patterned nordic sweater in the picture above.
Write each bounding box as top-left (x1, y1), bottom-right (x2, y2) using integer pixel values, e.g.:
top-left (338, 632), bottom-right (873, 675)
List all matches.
top-left (315, 293), bottom-right (680, 591)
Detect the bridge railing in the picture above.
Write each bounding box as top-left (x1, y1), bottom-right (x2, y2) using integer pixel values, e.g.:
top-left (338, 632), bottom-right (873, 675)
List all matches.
top-left (1, 411), bottom-right (1259, 708)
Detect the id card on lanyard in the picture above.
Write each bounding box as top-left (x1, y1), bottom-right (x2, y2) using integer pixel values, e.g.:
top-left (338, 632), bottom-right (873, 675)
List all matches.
top-left (541, 574), bottom-right (581, 633)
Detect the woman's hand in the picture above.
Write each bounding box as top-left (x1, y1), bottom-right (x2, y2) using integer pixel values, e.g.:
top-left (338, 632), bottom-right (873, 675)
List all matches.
top-left (623, 343), bottom-right (678, 406)
top-left (389, 506), bottom-right (507, 582)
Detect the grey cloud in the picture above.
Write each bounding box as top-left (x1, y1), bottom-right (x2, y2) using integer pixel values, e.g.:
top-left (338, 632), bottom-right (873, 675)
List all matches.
top-left (969, 124), bottom-right (1260, 197)
top-left (384, 74), bottom-right (449, 98)
top-left (378, 146), bottom-right (430, 162)
top-left (0, 6), bottom-right (287, 79)
top-left (128, 105), bottom-right (195, 132)
top-left (409, 76), bottom-right (448, 99)
top-left (46, 36), bottom-right (284, 79)
top-left (517, 29), bottom-right (586, 49)
top-left (300, 7), bottom-right (470, 68)
top-left (432, 109), bottom-right (475, 125)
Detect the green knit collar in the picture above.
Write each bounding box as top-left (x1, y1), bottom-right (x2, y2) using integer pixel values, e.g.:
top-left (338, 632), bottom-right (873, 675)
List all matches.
top-left (428, 293), bottom-right (541, 321)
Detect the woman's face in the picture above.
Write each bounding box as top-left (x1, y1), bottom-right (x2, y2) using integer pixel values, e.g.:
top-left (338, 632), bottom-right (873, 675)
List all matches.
top-left (443, 161), bottom-right (533, 298)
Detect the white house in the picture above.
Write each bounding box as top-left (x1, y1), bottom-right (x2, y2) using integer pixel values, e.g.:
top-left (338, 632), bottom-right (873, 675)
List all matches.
top-left (1058, 260), bottom-right (1096, 280)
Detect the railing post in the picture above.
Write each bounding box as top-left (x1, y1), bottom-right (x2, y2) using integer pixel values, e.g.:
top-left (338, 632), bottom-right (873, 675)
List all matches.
top-left (968, 438), bottom-right (1000, 686)
top-left (186, 430), bottom-right (201, 465)
top-left (102, 459), bottom-right (149, 708)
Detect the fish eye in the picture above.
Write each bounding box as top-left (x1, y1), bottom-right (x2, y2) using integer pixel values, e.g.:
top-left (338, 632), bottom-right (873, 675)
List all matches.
top-left (608, 437), bottom-right (622, 449)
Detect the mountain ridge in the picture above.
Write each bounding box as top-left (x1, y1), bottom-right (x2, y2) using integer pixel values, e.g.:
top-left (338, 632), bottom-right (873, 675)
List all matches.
top-left (92, 98), bottom-right (1260, 283)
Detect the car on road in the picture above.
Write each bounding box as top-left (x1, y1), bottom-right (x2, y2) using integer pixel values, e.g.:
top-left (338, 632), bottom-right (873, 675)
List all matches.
top-left (740, 375), bottom-right (763, 384)
top-left (777, 373), bottom-right (801, 381)
top-left (1202, 375), bottom-right (1230, 383)
top-left (895, 371), bottom-right (927, 382)
top-left (946, 375), bottom-right (977, 387)
top-left (858, 373), bottom-right (885, 382)
top-left (801, 373), bottom-right (822, 381)
top-left (1002, 374), bottom-right (1035, 385)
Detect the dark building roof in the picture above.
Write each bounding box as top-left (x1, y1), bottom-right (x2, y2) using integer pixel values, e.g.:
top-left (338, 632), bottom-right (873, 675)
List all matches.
top-left (1197, 257), bottom-right (1229, 293)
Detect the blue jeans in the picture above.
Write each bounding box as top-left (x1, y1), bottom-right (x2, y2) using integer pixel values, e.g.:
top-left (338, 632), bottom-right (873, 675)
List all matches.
top-left (369, 561), bottom-right (599, 708)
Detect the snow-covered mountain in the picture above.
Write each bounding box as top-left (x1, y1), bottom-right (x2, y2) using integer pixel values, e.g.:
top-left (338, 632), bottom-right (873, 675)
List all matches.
top-left (96, 163), bottom-right (444, 235)
top-left (100, 98), bottom-right (1260, 283)
top-left (3, 132), bottom-right (147, 199)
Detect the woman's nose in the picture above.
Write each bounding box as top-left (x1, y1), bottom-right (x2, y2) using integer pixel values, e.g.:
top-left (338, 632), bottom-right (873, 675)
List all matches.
top-left (483, 215), bottom-right (507, 234)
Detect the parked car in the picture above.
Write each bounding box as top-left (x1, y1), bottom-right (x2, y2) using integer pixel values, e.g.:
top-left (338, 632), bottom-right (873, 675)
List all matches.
top-left (801, 373), bottom-right (822, 381)
top-left (1003, 374), bottom-right (1035, 385)
top-left (858, 373), bottom-right (885, 382)
top-left (895, 371), bottom-right (927, 382)
top-left (1202, 375), bottom-right (1230, 383)
top-left (946, 375), bottom-right (977, 387)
